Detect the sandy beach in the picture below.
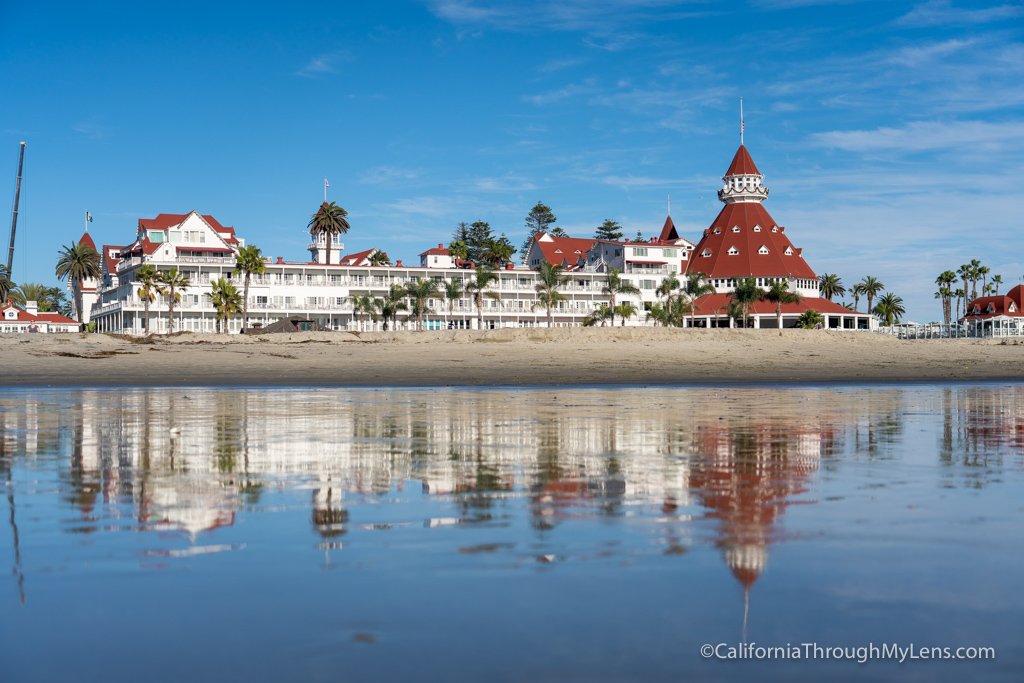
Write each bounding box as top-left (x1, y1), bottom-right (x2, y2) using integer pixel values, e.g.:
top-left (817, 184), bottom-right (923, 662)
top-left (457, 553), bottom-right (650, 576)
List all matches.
top-left (2, 328), bottom-right (1023, 387)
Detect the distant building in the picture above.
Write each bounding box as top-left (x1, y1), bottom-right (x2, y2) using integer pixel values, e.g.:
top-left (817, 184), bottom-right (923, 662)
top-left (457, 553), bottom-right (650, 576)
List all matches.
top-left (1, 301), bottom-right (79, 333)
top-left (961, 285), bottom-right (1024, 336)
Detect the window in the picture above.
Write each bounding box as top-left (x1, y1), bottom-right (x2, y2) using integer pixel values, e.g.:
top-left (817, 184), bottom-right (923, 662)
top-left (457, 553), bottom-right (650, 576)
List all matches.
top-left (664, 249), bottom-right (677, 257)
top-left (785, 247), bottom-right (793, 255)
top-left (753, 225), bottom-right (761, 232)
top-left (634, 248), bottom-right (648, 257)
top-left (758, 245), bottom-right (769, 255)
top-left (732, 226), bottom-right (740, 233)
top-left (169, 231), bottom-right (181, 243)
top-left (641, 279), bottom-right (655, 289)
top-left (772, 226), bottom-right (778, 232)
top-left (713, 228), bottom-right (721, 234)
top-left (727, 246), bottom-right (739, 255)
top-left (702, 250), bottom-right (712, 257)
top-left (148, 231), bottom-right (164, 243)
top-left (256, 296), bottom-right (268, 305)
top-left (614, 249), bottom-right (622, 257)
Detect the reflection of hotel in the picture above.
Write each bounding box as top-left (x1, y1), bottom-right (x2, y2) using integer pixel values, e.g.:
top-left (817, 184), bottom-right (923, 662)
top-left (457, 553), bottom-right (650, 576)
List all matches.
top-left (84, 144), bottom-right (875, 334)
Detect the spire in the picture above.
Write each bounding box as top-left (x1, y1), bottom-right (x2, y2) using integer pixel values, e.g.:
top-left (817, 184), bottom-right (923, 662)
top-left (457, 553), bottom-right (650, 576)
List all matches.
top-left (719, 145), bottom-right (768, 205)
top-left (659, 215), bottom-right (679, 242)
top-left (725, 145), bottom-right (761, 176)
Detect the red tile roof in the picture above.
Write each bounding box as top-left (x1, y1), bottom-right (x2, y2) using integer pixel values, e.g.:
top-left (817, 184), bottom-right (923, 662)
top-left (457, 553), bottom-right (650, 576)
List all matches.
top-left (685, 202), bottom-right (817, 280)
top-left (658, 215), bottom-right (679, 242)
top-left (690, 293), bottom-right (861, 317)
top-left (78, 231), bottom-right (97, 251)
top-left (339, 249), bottom-right (375, 266)
top-left (1, 303), bottom-right (77, 324)
top-left (531, 234), bottom-right (596, 267)
top-left (725, 144), bottom-right (761, 176)
top-left (961, 285), bottom-right (1024, 320)
top-left (102, 245), bottom-right (124, 275)
top-left (138, 212), bottom-right (237, 238)
top-left (420, 243), bottom-right (449, 256)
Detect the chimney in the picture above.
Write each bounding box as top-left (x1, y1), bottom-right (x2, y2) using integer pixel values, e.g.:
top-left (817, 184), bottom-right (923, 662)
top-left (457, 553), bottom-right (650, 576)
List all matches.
top-left (276, 257), bottom-right (284, 264)
top-left (396, 260), bottom-right (403, 267)
top-left (26, 300), bottom-right (38, 314)
top-left (505, 262), bottom-right (513, 270)
top-left (438, 243), bottom-right (443, 249)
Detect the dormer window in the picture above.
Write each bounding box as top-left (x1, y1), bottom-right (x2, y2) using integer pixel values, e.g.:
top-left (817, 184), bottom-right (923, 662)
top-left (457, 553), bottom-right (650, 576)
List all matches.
top-left (732, 226), bottom-right (740, 233)
top-left (986, 303), bottom-right (996, 314)
top-left (702, 249), bottom-right (712, 257)
top-left (784, 247), bottom-right (793, 255)
top-left (1010, 303), bottom-right (1017, 312)
top-left (753, 225), bottom-right (761, 232)
top-left (727, 246), bottom-right (739, 255)
top-left (758, 245), bottom-right (769, 255)
top-left (772, 227), bottom-right (778, 233)
top-left (713, 228), bottom-right (721, 234)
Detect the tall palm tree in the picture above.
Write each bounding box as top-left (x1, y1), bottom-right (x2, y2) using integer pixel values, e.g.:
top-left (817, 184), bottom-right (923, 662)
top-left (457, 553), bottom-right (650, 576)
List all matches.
top-left (602, 269), bottom-right (640, 326)
top-left (977, 264), bottom-right (990, 298)
top-left (584, 303), bottom-right (613, 327)
top-left (761, 279), bottom-right (801, 336)
top-left (969, 259), bottom-right (982, 299)
top-left (956, 264), bottom-right (970, 310)
top-left (378, 284), bottom-right (409, 331)
top-left (135, 264), bottom-right (164, 335)
top-left (12, 283), bottom-right (47, 308)
top-left (954, 288), bottom-right (965, 320)
top-left (683, 271), bottom-right (716, 328)
top-left (352, 294), bottom-right (379, 331)
top-left (234, 244), bottom-right (265, 333)
top-left (668, 296), bottom-right (692, 327)
top-left (532, 261), bottom-right (570, 327)
top-left (851, 283), bottom-right (865, 312)
top-left (443, 278), bottom-right (464, 327)
top-left (859, 276), bottom-right (885, 319)
top-left (992, 274), bottom-right (1004, 295)
top-left (614, 302), bottom-right (638, 326)
top-left (405, 277), bottom-right (440, 330)
top-left (0, 264), bottom-right (13, 303)
top-left (484, 240), bottom-right (514, 268)
top-left (730, 277), bottom-right (765, 329)
top-left (369, 251), bottom-right (391, 266)
top-left (210, 278), bottom-right (243, 334)
top-left (818, 273), bottom-right (845, 301)
top-left (307, 201), bottom-right (350, 266)
top-left (55, 240), bottom-right (102, 327)
top-left (935, 270), bottom-right (957, 325)
top-left (873, 292), bottom-right (905, 326)
top-left (465, 266), bottom-right (501, 330)
top-left (159, 268), bottom-right (190, 333)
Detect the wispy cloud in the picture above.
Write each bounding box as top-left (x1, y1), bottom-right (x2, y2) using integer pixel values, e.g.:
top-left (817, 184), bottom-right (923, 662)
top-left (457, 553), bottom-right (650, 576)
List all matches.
top-left (896, 0), bottom-right (1024, 27)
top-left (296, 50), bottom-right (353, 78)
top-left (473, 175), bottom-right (537, 192)
top-left (383, 197), bottom-right (452, 218)
top-left (72, 122), bottom-right (110, 140)
top-left (422, 0), bottom-right (706, 33)
top-left (810, 119), bottom-right (1024, 153)
top-left (523, 79), bottom-right (598, 105)
top-left (539, 57), bottom-right (587, 72)
top-left (360, 166), bottom-right (420, 184)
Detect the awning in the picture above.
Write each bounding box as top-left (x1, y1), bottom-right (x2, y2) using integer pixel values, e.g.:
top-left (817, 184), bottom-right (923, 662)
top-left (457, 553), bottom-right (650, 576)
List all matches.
top-left (627, 260), bottom-right (668, 265)
top-left (175, 246), bottom-right (234, 254)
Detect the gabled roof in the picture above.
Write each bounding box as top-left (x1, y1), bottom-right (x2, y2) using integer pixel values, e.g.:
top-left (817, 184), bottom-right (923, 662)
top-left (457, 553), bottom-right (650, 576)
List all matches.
top-left (102, 245), bottom-right (124, 275)
top-left (419, 244), bottom-right (450, 257)
top-left (1, 303), bottom-right (77, 324)
top-left (686, 202), bottom-right (816, 280)
top-left (530, 233), bottom-right (596, 267)
top-left (658, 215), bottom-right (679, 242)
top-left (138, 212), bottom-right (236, 237)
top-left (338, 248), bottom-right (376, 266)
top-left (725, 144), bottom-right (761, 176)
top-left (690, 294), bottom-right (861, 317)
top-left (961, 285), bottom-right (1024, 320)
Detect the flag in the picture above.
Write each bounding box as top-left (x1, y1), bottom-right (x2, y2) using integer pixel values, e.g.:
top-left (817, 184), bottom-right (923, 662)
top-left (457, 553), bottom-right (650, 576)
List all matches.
top-left (86, 211), bottom-right (93, 222)
top-left (325, 178), bottom-right (329, 188)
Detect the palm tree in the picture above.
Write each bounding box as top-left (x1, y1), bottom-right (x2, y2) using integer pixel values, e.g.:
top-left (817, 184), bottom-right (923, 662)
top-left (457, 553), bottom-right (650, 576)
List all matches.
top-left (954, 288), bottom-right (965, 320)
top-left (969, 259), bottom-right (982, 299)
top-left (234, 244), bottom-right (265, 333)
top-left (935, 286), bottom-right (953, 325)
top-left (443, 278), bottom-right (464, 328)
top-left (977, 264), bottom-right (990, 297)
top-left (352, 294), bottom-right (380, 331)
top-left (796, 309), bottom-right (824, 329)
top-left (851, 283), bottom-right (865, 312)
top-left (668, 296), bottom-right (692, 327)
top-left (532, 261), bottom-right (570, 327)
top-left (55, 240), bottom-right (102, 327)
top-left (873, 292), bottom-right (905, 326)
top-left (12, 282), bottom-right (47, 308)
top-left (378, 284), bottom-right (409, 331)
top-left (405, 277), bottom-right (440, 330)
top-left (683, 271), bottom-right (716, 328)
top-left (602, 269), bottom-right (640, 326)
top-left (159, 268), bottom-right (190, 333)
top-left (135, 264), bottom-right (164, 335)
top-left (730, 276), bottom-right (765, 329)
top-left (646, 301), bottom-right (670, 327)
top-left (465, 266), bottom-right (501, 330)
top-left (656, 274), bottom-right (681, 306)
top-left (210, 278), bottom-right (243, 333)
top-left (818, 273), bottom-right (845, 301)
top-left (584, 303), bottom-right (613, 327)
top-left (859, 276), bottom-right (885, 319)
top-left (956, 264), bottom-right (970, 310)
top-left (483, 240), bottom-right (514, 268)
top-left (369, 251), bottom-right (391, 266)
top-left (935, 270), bottom-right (957, 325)
top-left (307, 201), bottom-right (350, 266)
top-left (0, 264), bottom-right (13, 303)
top-left (614, 302), bottom-right (638, 326)
top-left (991, 274), bottom-right (1003, 295)
top-left (760, 279), bottom-right (801, 336)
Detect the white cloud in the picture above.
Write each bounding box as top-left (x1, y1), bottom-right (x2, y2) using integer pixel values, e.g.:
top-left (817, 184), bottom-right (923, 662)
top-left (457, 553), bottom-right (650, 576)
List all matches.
top-left (523, 80), bottom-right (597, 105)
top-left (296, 51), bottom-right (352, 78)
top-left (473, 176), bottom-right (537, 192)
top-left (383, 197), bottom-right (452, 218)
top-left (539, 57), bottom-right (587, 72)
top-left (360, 166), bottom-right (420, 185)
top-left (72, 122), bottom-right (110, 139)
top-left (423, 0), bottom-right (699, 32)
top-left (810, 119), bottom-right (1024, 153)
top-left (896, 0), bottom-right (1024, 27)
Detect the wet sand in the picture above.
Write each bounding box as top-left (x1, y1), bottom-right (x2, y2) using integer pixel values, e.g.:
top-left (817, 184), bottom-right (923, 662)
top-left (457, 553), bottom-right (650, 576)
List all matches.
top-left (3, 328), bottom-right (1023, 387)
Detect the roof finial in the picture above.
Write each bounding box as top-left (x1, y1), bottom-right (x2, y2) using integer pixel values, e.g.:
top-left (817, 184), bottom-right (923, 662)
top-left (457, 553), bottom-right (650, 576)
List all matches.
top-left (667, 193), bottom-right (671, 217)
top-left (740, 97), bottom-right (744, 146)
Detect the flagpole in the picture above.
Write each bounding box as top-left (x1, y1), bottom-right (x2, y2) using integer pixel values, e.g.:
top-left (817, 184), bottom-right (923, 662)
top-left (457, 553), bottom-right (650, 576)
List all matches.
top-left (740, 97), bottom-right (744, 146)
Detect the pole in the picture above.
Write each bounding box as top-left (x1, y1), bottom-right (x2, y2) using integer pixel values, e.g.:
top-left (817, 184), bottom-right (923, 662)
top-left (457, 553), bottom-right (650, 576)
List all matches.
top-left (7, 142), bottom-right (26, 275)
top-left (740, 98), bottom-right (744, 146)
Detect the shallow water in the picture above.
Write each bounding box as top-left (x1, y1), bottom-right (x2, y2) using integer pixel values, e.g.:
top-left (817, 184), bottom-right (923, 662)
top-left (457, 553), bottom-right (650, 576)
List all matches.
top-left (1, 385), bottom-right (1022, 682)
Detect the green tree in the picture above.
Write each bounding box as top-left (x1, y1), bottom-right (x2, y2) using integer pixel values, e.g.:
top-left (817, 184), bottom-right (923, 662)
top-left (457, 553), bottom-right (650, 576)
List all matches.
top-left (135, 264), bottom-right (164, 334)
top-left (448, 240), bottom-right (469, 261)
top-left (484, 234), bottom-right (516, 267)
top-left (307, 201), bottom-right (350, 266)
top-left (210, 278), bottom-right (242, 333)
top-left (656, 274), bottom-right (681, 309)
top-left (631, 230), bottom-right (648, 243)
top-left (730, 277), bottom-right (765, 329)
top-left (646, 301), bottom-right (670, 327)
top-left (873, 292), bottom-right (906, 326)
top-left (444, 278), bottom-right (465, 327)
top-left (594, 219), bottom-right (624, 241)
top-left (12, 282), bottom-right (43, 307)
top-left (969, 259), bottom-right (982, 299)
top-left (991, 274), bottom-right (1003, 295)
top-left (351, 294), bottom-right (380, 331)
top-left (584, 303), bottom-right (613, 327)
top-left (0, 264), bottom-right (14, 303)
top-left (465, 266), bottom-right (501, 329)
top-left (369, 251), bottom-right (391, 266)
top-left (378, 284), bottom-right (409, 330)
top-left (520, 201), bottom-right (564, 256)
top-left (796, 309), bottom-right (824, 329)
top-left (602, 268), bottom-right (640, 326)
top-left (55, 240), bottom-right (101, 327)
top-left (859, 276), bottom-right (885, 319)
top-left (405, 277), bottom-right (440, 330)
top-left (818, 273), bottom-right (845, 301)
top-left (158, 268), bottom-right (190, 333)
top-left (464, 221), bottom-right (495, 263)
top-left (935, 270), bottom-right (957, 325)
top-left (234, 244), bottom-right (265, 333)
top-left (977, 264), bottom-right (990, 297)
top-left (614, 302), bottom-right (638, 326)
top-left (954, 288), bottom-right (965, 320)
top-left (532, 261), bottom-right (570, 327)
top-left (683, 271), bottom-right (716, 329)
top-left (761, 279), bottom-right (801, 336)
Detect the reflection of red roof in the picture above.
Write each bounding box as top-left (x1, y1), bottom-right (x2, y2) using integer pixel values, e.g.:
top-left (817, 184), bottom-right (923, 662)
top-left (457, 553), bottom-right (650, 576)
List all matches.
top-left (725, 144), bottom-right (761, 176)
top-left (658, 215), bottom-right (679, 242)
top-left (531, 234), bottom-right (595, 267)
top-left (691, 293), bottom-right (859, 317)
top-left (686, 202), bottom-right (817, 280)
top-left (0, 303), bottom-right (77, 324)
top-left (962, 285), bottom-right (1024, 321)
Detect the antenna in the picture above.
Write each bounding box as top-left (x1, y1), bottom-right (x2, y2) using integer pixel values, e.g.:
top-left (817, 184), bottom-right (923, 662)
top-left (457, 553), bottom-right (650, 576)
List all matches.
top-left (667, 193), bottom-right (671, 216)
top-left (740, 98), bottom-right (744, 146)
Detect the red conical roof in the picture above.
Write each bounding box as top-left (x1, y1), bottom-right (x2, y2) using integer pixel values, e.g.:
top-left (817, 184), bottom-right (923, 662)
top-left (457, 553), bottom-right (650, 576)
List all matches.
top-left (725, 144), bottom-right (761, 176)
top-left (658, 215), bottom-right (679, 242)
top-left (78, 231), bottom-right (97, 250)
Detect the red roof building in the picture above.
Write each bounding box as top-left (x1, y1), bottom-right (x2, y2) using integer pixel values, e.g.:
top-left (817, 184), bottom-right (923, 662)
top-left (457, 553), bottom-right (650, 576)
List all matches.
top-left (961, 285), bottom-right (1024, 337)
top-left (685, 145), bottom-right (873, 330)
top-left (2, 301), bottom-right (79, 333)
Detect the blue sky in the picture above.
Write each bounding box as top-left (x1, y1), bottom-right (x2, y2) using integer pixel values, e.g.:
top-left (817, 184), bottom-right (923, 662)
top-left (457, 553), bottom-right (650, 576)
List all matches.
top-left (2, 0), bottom-right (1022, 321)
